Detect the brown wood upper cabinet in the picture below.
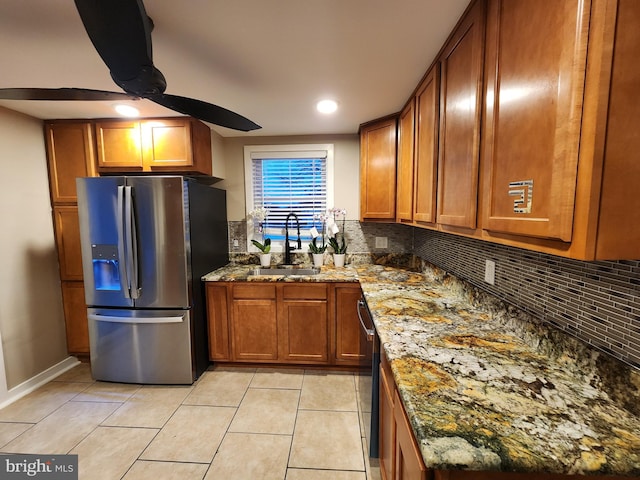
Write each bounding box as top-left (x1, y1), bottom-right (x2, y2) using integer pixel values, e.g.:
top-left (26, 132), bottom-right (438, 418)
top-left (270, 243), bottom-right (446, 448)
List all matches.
top-left (360, 116), bottom-right (398, 222)
top-left (45, 122), bottom-right (96, 204)
top-left (413, 65), bottom-right (440, 227)
top-left (437, 0), bottom-right (485, 230)
top-left (396, 101), bottom-right (416, 224)
top-left (482, 0), bottom-right (589, 242)
top-left (95, 117), bottom-right (213, 175)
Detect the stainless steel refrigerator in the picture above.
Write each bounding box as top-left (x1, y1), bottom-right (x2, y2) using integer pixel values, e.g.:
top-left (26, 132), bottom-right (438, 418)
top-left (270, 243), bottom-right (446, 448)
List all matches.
top-left (76, 176), bottom-right (228, 384)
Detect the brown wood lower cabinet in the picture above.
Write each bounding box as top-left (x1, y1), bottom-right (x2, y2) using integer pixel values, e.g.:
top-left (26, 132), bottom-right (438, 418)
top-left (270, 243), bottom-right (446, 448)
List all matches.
top-left (61, 281), bottom-right (89, 354)
top-left (205, 281), bottom-right (362, 366)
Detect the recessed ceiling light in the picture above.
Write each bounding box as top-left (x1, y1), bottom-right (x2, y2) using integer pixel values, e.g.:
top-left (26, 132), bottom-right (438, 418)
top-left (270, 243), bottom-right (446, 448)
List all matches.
top-left (316, 99), bottom-right (338, 114)
top-left (114, 104), bottom-right (140, 117)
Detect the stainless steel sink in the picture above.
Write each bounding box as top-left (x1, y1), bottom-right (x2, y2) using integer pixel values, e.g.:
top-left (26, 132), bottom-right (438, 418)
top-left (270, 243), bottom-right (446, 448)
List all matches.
top-left (249, 266), bottom-right (321, 276)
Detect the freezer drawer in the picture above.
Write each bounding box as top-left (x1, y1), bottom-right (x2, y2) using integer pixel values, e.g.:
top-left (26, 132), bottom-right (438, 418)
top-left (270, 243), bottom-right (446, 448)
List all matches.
top-left (88, 308), bottom-right (194, 384)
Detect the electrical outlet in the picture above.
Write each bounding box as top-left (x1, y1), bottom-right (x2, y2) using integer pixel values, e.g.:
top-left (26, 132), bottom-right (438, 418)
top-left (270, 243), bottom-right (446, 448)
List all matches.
top-left (233, 239), bottom-right (239, 248)
top-left (484, 260), bottom-right (496, 285)
top-left (375, 236), bottom-right (388, 249)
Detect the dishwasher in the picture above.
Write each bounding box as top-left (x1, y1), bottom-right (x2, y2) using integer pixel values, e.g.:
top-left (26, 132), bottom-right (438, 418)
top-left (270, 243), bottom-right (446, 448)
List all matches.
top-left (357, 296), bottom-right (380, 458)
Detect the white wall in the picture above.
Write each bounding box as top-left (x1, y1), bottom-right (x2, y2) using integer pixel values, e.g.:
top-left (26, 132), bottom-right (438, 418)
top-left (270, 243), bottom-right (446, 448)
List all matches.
top-left (214, 132), bottom-right (360, 221)
top-left (0, 107), bottom-right (68, 390)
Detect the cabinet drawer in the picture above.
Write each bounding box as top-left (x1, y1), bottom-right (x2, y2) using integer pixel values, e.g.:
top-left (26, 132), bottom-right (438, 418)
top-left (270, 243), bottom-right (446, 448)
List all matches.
top-left (282, 284), bottom-right (327, 300)
top-left (232, 283), bottom-right (276, 299)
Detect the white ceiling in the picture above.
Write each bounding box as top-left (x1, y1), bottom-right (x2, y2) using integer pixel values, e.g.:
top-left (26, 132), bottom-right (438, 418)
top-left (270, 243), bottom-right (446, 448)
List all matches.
top-left (0, 0), bottom-right (469, 137)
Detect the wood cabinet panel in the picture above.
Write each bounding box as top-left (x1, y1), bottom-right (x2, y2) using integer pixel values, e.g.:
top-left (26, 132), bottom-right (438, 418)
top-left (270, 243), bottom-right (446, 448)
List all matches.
top-left (482, 0), bottom-right (590, 241)
top-left (206, 283), bottom-right (230, 361)
top-left (233, 283), bottom-right (276, 299)
top-left (394, 389), bottom-right (428, 480)
top-left (279, 300), bottom-right (328, 363)
top-left (396, 101), bottom-right (416, 223)
top-left (95, 121), bottom-right (144, 170)
top-left (282, 284), bottom-right (327, 300)
top-left (45, 122), bottom-right (95, 204)
top-left (380, 351), bottom-right (396, 480)
top-left (437, 0), bottom-right (485, 229)
top-left (334, 285), bottom-right (364, 366)
top-left (413, 66), bottom-right (440, 226)
top-left (360, 116), bottom-right (398, 222)
top-left (61, 281), bottom-right (89, 354)
top-left (95, 117), bottom-right (212, 175)
top-left (231, 299), bottom-right (278, 362)
top-left (53, 206), bottom-right (84, 281)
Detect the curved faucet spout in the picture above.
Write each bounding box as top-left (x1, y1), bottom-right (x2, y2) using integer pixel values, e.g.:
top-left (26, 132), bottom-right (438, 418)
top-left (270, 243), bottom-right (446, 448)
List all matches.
top-left (284, 212), bottom-right (301, 265)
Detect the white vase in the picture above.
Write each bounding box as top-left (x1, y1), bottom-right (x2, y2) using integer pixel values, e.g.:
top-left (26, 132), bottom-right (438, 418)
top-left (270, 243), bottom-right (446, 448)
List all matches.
top-left (333, 253), bottom-right (346, 267)
top-left (260, 253), bottom-right (271, 267)
top-left (312, 253), bottom-right (324, 268)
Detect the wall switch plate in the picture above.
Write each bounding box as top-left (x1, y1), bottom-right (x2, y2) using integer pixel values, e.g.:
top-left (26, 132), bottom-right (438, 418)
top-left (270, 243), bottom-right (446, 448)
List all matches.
top-left (484, 260), bottom-right (496, 285)
top-left (375, 236), bottom-right (388, 249)
top-left (233, 239), bottom-right (239, 247)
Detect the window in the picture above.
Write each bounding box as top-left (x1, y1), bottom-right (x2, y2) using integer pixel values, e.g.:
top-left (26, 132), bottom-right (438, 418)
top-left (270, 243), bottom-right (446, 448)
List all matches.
top-left (245, 144), bottom-right (334, 252)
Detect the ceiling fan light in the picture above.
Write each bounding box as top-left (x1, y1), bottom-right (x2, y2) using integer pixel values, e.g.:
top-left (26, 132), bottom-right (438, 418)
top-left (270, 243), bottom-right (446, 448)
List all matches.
top-left (114, 104), bottom-right (140, 117)
top-left (316, 99), bottom-right (338, 114)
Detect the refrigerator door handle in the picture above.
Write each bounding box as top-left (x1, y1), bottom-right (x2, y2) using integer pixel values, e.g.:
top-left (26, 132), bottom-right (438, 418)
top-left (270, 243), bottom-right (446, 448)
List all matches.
top-left (116, 186), bottom-right (131, 298)
top-left (124, 186), bottom-right (141, 300)
top-left (88, 313), bottom-right (185, 324)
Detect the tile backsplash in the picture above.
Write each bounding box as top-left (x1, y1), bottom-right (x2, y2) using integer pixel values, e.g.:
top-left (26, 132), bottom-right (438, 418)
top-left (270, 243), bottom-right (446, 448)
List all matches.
top-left (226, 220), bottom-right (640, 369)
top-left (413, 229), bottom-right (640, 370)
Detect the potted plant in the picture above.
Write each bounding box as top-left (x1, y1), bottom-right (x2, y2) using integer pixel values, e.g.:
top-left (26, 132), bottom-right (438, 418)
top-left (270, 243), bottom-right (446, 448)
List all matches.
top-left (328, 207), bottom-right (347, 267)
top-left (251, 238), bottom-right (272, 267)
top-left (308, 213), bottom-right (328, 267)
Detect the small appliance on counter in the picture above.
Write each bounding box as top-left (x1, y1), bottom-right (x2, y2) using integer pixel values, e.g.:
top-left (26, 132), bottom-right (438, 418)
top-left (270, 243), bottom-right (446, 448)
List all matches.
top-left (76, 175), bottom-right (228, 385)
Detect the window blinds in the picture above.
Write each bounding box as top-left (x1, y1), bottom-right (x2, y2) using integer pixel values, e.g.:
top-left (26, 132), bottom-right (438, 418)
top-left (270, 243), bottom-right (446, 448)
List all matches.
top-left (251, 156), bottom-right (327, 241)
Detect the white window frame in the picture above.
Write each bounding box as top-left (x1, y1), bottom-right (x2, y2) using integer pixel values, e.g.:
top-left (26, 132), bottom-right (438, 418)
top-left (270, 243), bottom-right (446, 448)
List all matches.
top-left (244, 144), bottom-right (334, 253)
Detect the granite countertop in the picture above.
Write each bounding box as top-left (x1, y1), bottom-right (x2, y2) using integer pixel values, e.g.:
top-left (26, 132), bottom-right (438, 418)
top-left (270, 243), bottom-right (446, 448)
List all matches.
top-left (204, 262), bottom-right (640, 476)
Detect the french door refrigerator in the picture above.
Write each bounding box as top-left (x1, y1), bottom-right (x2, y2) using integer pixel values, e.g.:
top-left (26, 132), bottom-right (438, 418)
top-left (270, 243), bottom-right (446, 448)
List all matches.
top-left (76, 176), bottom-right (228, 384)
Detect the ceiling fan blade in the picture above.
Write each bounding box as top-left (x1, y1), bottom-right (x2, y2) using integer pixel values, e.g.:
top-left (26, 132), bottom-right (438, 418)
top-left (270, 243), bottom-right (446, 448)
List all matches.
top-left (0, 88), bottom-right (136, 101)
top-left (74, 0), bottom-right (166, 95)
top-left (149, 94), bottom-right (261, 132)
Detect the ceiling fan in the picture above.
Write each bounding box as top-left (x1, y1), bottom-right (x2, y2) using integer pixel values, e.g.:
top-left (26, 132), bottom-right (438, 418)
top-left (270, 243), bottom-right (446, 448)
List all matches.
top-left (0, 0), bottom-right (261, 132)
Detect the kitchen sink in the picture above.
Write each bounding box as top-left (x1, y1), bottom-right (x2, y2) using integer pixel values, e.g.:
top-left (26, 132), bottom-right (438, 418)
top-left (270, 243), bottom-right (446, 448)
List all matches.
top-left (249, 266), bottom-right (321, 276)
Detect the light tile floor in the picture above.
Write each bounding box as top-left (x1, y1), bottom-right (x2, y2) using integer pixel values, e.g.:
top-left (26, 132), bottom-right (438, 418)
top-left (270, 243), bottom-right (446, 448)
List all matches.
top-left (0, 364), bottom-right (381, 480)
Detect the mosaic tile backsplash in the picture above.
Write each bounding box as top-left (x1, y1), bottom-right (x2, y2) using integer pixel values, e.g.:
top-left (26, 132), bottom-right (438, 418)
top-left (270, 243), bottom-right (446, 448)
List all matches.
top-left (225, 220), bottom-right (640, 369)
top-left (413, 229), bottom-right (640, 370)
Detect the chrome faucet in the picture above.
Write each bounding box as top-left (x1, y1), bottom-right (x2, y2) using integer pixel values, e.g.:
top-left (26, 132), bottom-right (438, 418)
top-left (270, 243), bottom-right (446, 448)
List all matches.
top-left (284, 212), bottom-right (301, 265)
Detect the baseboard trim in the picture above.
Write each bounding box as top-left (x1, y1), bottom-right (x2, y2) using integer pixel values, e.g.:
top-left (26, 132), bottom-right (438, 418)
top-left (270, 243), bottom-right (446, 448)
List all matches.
top-left (0, 356), bottom-right (81, 410)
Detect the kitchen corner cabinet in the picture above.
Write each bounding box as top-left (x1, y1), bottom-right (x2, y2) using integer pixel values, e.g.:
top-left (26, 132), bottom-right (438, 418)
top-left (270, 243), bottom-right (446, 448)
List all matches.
top-left (360, 115), bottom-right (398, 222)
top-left (413, 65), bottom-right (440, 226)
top-left (396, 101), bottom-right (416, 224)
top-left (206, 282), bottom-right (362, 366)
top-left (95, 117), bottom-right (213, 175)
top-left (436, 0), bottom-right (485, 230)
top-left (53, 206), bottom-right (83, 281)
top-left (482, 0), bottom-right (590, 242)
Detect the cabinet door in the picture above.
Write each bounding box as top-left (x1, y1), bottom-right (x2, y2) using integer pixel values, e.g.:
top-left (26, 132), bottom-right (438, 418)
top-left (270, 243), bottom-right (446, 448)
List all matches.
top-left (482, 0), bottom-right (590, 241)
top-left (231, 299), bottom-right (278, 362)
top-left (279, 284), bottom-right (328, 364)
top-left (95, 121), bottom-right (144, 171)
top-left (279, 300), bottom-right (328, 364)
top-left (334, 285), bottom-right (364, 366)
top-left (379, 353), bottom-right (396, 480)
top-left (45, 122), bottom-right (95, 204)
top-left (143, 118), bottom-right (194, 169)
top-left (394, 389), bottom-right (428, 480)
top-left (396, 101), bottom-right (415, 223)
top-left (437, 0), bottom-right (485, 229)
top-left (206, 283), bottom-right (230, 361)
top-left (53, 206), bottom-right (84, 281)
top-left (61, 281), bottom-right (89, 354)
top-left (360, 117), bottom-right (398, 221)
top-left (413, 65), bottom-right (440, 226)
